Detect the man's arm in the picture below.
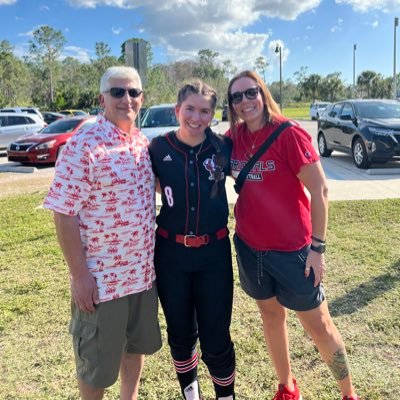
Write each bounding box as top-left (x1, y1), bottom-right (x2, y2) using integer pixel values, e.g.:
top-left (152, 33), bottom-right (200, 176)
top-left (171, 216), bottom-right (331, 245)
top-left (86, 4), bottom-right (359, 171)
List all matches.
top-left (54, 211), bottom-right (99, 312)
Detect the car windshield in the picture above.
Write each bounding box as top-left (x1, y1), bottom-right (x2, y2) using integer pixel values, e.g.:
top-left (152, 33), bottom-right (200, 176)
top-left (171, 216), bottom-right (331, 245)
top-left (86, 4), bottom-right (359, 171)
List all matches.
top-left (356, 102), bottom-right (400, 119)
top-left (141, 107), bottom-right (178, 128)
top-left (40, 119), bottom-right (83, 134)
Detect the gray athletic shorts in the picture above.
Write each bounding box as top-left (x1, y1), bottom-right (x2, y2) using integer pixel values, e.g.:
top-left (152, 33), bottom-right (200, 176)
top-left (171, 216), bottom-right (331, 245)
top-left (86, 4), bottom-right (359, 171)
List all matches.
top-left (233, 234), bottom-right (325, 311)
top-left (69, 285), bottom-right (162, 388)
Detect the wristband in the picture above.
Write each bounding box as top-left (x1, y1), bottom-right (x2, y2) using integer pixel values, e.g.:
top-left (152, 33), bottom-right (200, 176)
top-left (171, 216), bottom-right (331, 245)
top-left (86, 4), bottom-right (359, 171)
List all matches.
top-left (311, 235), bottom-right (325, 244)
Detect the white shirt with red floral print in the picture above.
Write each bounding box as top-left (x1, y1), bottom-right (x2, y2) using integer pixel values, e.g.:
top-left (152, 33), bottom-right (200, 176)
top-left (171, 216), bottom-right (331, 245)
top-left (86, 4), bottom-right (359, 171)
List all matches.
top-left (44, 114), bottom-right (156, 303)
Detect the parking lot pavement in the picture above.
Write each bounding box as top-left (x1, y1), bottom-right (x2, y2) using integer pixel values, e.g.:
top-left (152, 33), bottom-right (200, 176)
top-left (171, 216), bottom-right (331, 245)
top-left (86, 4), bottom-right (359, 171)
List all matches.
top-left (2, 120), bottom-right (400, 202)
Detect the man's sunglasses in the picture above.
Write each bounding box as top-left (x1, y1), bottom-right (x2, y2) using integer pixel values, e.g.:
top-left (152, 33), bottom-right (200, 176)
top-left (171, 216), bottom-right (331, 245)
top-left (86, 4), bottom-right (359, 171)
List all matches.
top-left (104, 87), bottom-right (143, 99)
top-left (229, 87), bottom-right (259, 105)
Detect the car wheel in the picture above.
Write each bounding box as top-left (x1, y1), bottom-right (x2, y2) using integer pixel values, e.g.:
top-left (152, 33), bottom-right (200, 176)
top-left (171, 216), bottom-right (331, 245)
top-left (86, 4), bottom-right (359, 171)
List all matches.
top-left (317, 133), bottom-right (332, 157)
top-left (352, 138), bottom-right (371, 169)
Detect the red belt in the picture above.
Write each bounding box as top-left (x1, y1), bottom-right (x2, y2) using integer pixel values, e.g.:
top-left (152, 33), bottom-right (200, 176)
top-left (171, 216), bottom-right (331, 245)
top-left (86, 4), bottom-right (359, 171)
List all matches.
top-left (157, 227), bottom-right (229, 248)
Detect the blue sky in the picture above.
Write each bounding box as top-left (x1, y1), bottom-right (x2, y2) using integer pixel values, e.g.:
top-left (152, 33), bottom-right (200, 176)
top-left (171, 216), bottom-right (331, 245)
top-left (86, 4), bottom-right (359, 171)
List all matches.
top-left (0, 0), bottom-right (399, 86)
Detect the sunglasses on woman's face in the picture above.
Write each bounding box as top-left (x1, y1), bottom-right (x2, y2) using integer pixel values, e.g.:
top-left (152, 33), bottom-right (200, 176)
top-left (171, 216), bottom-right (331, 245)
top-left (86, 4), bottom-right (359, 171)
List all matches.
top-left (229, 87), bottom-right (259, 105)
top-left (104, 87), bottom-right (143, 99)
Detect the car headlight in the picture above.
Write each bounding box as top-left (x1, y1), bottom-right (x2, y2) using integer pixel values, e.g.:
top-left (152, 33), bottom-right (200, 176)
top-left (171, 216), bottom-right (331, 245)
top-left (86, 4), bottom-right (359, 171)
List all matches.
top-left (368, 127), bottom-right (398, 143)
top-left (34, 140), bottom-right (57, 150)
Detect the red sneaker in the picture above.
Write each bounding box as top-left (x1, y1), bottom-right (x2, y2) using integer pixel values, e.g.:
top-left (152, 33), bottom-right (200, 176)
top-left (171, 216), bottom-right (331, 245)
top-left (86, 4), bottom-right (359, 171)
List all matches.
top-left (272, 379), bottom-right (302, 400)
top-left (342, 397), bottom-right (360, 400)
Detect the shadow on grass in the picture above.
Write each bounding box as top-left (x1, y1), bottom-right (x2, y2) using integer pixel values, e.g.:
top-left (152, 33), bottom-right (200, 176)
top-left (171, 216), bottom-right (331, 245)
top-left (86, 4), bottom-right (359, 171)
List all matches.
top-left (329, 260), bottom-right (400, 317)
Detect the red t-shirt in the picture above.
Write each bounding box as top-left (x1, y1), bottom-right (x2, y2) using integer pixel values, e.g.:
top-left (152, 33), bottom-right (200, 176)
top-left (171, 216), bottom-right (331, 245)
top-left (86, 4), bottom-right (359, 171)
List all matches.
top-left (226, 120), bottom-right (319, 251)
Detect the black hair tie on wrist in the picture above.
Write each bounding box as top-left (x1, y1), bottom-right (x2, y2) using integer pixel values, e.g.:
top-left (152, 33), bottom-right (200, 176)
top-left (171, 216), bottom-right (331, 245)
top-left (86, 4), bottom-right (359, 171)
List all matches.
top-left (311, 235), bottom-right (326, 243)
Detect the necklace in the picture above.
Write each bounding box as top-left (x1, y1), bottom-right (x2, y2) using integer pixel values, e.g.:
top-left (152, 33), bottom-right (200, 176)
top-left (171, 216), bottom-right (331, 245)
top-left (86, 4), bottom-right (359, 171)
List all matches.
top-left (245, 127), bottom-right (263, 160)
top-left (195, 139), bottom-right (205, 160)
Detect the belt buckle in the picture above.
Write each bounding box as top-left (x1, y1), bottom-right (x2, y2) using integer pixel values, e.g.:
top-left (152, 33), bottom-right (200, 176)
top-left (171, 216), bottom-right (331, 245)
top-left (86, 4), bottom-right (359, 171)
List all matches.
top-left (184, 235), bottom-right (196, 247)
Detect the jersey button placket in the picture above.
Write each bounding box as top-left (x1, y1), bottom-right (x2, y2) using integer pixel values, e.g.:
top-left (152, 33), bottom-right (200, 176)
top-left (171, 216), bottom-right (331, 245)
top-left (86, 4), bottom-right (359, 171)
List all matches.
top-left (187, 152), bottom-right (198, 234)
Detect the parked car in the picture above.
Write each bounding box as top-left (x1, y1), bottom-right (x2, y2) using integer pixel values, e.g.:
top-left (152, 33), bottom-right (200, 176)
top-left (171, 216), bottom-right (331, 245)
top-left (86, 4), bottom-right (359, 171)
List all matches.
top-left (140, 104), bottom-right (180, 140)
top-left (59, 109), bottom-right (88, 117)
top-left (140, 104), bottom-right (218, 141)
top-left (310, 102), bottom-right (331, 120)
top-left (222, 105), bottom-right (228, 121)
top-left (42, 111), bottom-right (66, 125)
top-left (7, 116), bottom-right (96, 164)
top-left (317, 99), bottom-right (400, 169)
top-left (0, 112), bottom-right (46, 151)
top-left (0, 106), bottom-right (44, 121)
top-left (89, 107), bottom-right (103, 115)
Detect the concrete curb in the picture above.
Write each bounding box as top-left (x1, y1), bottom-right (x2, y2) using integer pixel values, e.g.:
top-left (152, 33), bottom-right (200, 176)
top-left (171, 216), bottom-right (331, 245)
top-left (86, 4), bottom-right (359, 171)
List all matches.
top-left (366, 168), bottom-right (400, 175)
top-left (0, 164), bottom-right (36, 173)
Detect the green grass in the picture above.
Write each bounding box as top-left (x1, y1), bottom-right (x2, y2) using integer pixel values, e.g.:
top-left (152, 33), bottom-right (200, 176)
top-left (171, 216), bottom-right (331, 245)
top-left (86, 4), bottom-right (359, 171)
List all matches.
top-left (1, 193), bottom-right (399, 399)
top-left (282, 104), bottom-right (310, 119)
top-left (216, 103), bottom-right (310, 121)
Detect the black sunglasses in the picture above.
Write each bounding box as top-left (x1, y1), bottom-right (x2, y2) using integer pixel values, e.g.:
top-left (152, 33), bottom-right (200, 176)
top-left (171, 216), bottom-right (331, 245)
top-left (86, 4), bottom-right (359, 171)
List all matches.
top-left (229, 87), bottom-right (259, 105)
top-left (105, 87), bottom-right (143, 99)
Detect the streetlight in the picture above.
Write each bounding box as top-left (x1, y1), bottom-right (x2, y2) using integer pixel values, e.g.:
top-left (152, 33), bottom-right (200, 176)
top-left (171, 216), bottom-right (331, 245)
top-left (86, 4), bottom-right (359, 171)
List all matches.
top-left (353, 44), bottom-right (356, 96)
top-left (394, 17), bottom-right (399, 99)
top-left (275, 43), bottom-right (282, 111)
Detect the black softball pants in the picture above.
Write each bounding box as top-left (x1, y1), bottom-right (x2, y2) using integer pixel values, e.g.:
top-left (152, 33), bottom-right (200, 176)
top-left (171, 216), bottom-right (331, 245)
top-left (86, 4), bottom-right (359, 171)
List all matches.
top-left (155, 235), bottom-right (235, 398)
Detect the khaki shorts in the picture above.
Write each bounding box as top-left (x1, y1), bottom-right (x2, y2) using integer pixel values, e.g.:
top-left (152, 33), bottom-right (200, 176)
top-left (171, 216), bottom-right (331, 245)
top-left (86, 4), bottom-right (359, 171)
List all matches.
top-left (69, 285), bottom-right (162, 388)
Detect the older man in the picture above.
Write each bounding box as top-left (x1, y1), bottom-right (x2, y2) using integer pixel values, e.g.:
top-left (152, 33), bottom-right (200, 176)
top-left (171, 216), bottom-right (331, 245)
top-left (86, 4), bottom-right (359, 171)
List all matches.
top-left (44, 66), bottom-right (161, 400)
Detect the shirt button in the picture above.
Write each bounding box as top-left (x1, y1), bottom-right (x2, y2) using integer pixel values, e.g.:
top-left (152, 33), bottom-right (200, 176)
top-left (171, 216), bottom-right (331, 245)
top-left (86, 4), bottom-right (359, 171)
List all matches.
top-left (190, 182), bottom-right (195, 187)
top-left (191, 206), bottom-right (195, 212)
top-left (189, 231), bottom-right (194, 235)
top-left (189, 160), bottom-right (194, 165)
top-left (190, 150), bottom-right (194, 154)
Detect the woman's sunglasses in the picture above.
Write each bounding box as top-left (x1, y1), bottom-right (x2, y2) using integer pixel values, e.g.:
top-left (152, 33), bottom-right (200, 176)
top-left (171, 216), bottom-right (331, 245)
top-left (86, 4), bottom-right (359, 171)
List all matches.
top-left (229, 87), bottom-right (259, 105)
top-left (104, 87), bottom-right (143, 99)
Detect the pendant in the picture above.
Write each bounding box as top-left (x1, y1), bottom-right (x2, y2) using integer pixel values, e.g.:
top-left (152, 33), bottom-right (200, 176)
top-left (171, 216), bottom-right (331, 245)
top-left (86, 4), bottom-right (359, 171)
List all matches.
top-left (245, 152), bottom-right (253, 160)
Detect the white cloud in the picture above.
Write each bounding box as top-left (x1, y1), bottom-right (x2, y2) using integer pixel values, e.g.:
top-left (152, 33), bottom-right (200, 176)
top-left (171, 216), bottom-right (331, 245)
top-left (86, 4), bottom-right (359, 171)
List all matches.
top-left (331, 18), bottom-right (343, 32)
top-left (65, 0), bottom-right (323, 71)
top-left (306, 25), bottom-right (314, 30)
top-left (335, 0), bottom-right (400, 13)
top-left (371, 20), bottom-right (379, 28)
top-left (13, 43), bottom-right (29, 58)
top-left (63, 45), bottom-right (91, 63)
top-left (112, 26), bottom-right (122, 34)
top-left (0, 0), bottom-right (17, 5)
top-left (305, 45), bottom-right (312, 52)
top-left (18, 29), bottom-right (36, 38)
top-left (40, 5), bottom-right (50, 11)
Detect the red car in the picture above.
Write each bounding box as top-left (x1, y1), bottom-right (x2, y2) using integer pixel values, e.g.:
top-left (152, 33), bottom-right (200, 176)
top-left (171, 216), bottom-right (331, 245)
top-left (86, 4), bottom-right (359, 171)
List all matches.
top-left (7, 116), bottom-right (96, 164)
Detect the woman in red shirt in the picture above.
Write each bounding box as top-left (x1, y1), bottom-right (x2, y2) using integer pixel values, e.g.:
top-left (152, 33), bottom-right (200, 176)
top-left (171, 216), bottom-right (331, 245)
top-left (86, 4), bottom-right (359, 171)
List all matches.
top-left (225, 70), bottom-right (359, 400)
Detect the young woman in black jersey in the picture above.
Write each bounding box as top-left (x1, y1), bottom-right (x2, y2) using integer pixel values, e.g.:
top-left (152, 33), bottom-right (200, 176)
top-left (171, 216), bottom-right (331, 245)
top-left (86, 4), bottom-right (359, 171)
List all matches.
top-left (148, 80), bottom-right (235, 400)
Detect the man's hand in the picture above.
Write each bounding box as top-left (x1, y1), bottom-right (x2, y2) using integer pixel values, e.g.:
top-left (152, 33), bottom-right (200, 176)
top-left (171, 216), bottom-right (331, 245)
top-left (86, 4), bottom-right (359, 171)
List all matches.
top-left (70, 270), bottom-right (99, 313)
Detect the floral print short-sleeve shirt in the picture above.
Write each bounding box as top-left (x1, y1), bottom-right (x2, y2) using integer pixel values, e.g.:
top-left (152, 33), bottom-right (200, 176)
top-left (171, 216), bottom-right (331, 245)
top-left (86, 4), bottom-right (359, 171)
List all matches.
top-left (44, 114), bottom-right (156, 302)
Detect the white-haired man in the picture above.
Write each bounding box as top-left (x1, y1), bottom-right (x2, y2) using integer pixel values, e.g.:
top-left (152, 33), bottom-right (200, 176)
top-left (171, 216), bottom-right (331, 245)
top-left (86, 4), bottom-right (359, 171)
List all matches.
top-left (44, 66), bottom-right (161, 400)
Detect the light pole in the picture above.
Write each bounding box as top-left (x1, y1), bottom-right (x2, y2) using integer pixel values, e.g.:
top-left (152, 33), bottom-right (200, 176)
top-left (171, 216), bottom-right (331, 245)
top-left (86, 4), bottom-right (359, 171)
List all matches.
top-left (394, 17), bottom-right (399, 99)
top-left (353, 44), bottom-right (356, 96)
top-left (275, 43), bottom-right (282, 111)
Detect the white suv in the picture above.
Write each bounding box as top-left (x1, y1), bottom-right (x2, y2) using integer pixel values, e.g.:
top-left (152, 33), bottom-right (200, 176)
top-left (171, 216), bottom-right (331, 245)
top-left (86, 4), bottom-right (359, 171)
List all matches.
top-left (0, 112), bottom-right (46, 151)
top-left (0, 107), bottom-right (44, 121)
top-left (140, 104), bottom-right (179, 141)
top-left (310, 102), bottom-right (331, 120)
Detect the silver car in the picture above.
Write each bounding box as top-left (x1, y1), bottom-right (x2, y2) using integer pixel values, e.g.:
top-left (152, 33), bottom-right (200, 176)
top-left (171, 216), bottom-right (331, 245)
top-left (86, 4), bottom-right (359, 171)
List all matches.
top-left (0, 112), bottom-right (46, 151)
top-left (0, 106), bottom-right (44, 121)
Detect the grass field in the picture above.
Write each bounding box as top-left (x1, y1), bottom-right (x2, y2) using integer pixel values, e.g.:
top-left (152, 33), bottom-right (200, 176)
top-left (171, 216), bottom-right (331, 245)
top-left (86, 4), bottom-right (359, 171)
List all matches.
top-left (0, 192), bottom-right (399, 399)
top-left (215, 103), bottom-right (310, 121)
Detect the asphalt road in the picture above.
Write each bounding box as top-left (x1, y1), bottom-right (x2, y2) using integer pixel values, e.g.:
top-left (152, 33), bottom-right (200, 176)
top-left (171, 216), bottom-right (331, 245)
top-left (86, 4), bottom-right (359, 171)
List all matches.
top-left (1, 120), bottom-right (400, 202)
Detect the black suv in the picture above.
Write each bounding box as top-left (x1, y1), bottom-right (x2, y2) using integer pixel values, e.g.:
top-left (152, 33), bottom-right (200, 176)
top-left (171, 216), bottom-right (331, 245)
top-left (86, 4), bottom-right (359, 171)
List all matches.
top-left (317, 99), bottom-right (400, 169)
